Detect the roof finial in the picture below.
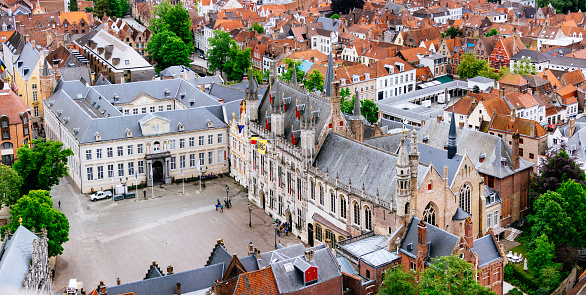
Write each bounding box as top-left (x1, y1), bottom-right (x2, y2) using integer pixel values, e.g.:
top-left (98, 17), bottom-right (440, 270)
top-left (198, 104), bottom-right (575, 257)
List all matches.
top-left (447, 109), bottom-right (457, 159)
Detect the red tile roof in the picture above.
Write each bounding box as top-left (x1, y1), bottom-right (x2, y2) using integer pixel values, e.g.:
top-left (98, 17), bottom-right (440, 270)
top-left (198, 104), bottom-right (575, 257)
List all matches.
top-left (499, 73), bottom-right (528, 86)
top-left (0, 89), bottom-right (28, 124)
top-left (233, 267), bottom-right (279, 295)
top-left (445, 97), bottom-right (477, 115)
top-left (490, 114), bottom-right (547, 138)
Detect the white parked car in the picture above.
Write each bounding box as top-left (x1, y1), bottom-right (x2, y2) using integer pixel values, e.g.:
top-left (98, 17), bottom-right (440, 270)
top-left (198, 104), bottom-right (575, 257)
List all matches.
top-left (90, 191), bottom-right (112, 202)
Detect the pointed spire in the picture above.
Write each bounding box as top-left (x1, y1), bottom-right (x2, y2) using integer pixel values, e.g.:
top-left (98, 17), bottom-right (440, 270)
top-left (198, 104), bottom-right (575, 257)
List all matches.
top-left (291, 65), bottom-right (298, 85)
top-left (42, 57), bottom-right (50, 77)
top-left (353, 93), bottom-right (361, 117)
top-left (324, 52), bottom-right (334, 97)
top-left (397, 137), bottom-right (409, 167)
top-left (447, 109), bottom-right (457, 159)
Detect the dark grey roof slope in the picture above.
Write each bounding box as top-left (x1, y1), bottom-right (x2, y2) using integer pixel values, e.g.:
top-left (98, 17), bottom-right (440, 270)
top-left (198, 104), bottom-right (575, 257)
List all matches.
top-left (224, 99), bottom-right (242, 123)
top-left (145, 267), bottom-right (163, 279)
top-left (207, 244), bottom-right (233, 267)
top-left (15, 42), bottom-right (40, 81)
top-left (471, 235), bottom-right (502, 267)
top-left (59, 67), bottom-right (92, 84)
top-left (511, 49), bottom-right (549, 63)
top-left (105, 263), bottom-right (224, 295)
top-left (399, 217), bottom-right (459, 265)
top-left (452, 207), bottom-right (471, 220)
top-left (0, 225), bottom-right (39, 289)
top-left (258, 244), bottom-right (328, 269)
top-left (5, 30), bottom-right (25, 55)
top-left (208, 83), bottom-right (248, 103)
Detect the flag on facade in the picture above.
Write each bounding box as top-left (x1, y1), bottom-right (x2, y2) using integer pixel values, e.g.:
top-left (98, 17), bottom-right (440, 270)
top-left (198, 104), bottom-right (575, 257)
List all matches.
top-left (258, 140), bottom-right (267, 154)
top-left (0, 59), bottom-right (5, 74)
top-left (251, 136), bottom-right (258, 144)
top-left (135, 171), bottom-right (138, 179)
top-left (150, 166), bottom-right (153, 178)
top-left (237, 124), bottom-right (245, 133)
top-left (11, 80), bottom-right (17, 92)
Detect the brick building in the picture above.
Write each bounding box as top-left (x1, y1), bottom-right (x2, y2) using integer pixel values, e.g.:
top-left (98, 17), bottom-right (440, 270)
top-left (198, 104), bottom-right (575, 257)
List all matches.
top-left (489, 35), bottom-right (526, 71)
top-left (499, 73), bottom-right (529, 93)
top-left (0, 89), bottom-right (31, 165)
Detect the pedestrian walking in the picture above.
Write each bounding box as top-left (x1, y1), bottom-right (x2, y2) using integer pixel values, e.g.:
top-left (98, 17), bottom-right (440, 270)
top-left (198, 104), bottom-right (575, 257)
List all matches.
top-left (58, 200), bottom-right (60, 209)
top-left (215, 204), bottom-right (218, 210)
top-left (143, 190), bottom-right (146, 199)
top-left (220, 204), bottom-right (224, 212)
top-left (217, 198), bottom-right (221, 206)
top-left (224, 198), bottom-right (228, 209)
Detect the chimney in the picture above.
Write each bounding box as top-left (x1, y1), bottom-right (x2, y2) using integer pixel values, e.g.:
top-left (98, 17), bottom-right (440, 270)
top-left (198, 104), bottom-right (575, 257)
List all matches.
top-left (570, 119), bottom-right (576, 137)
top-left (167, 265), bottom-right (174, 275)
top-left (116, 278), bottom-right (120, 285)
top-left (199, 85), bottom-right (205, 92)
top-left (98, 281), bottom-right (107, 295)
top-left (511, 109), bottom-right (516, 121)
top-left (305, 249), bottom-right (314, 261)
top-left (512, 132), bottom-right (520, 169)
top-left (112, 58), bottom-right (120, 65)
top-left (459, 122), bottom-right (464, 129)
top-left (464, 217), bottom-right (473, 247)
top-left (437, 115), bottom-right (442, 123)
top-left (543, 74), bottom-right (548, 81)
top-left (248, 242), bottom-right (254, 255)
top-left (176, 283), bottom-right (182, 295)
top-left (500, 88), bottom-right (505, 98)
top-left (98, 47), bottom-right (104, 54)
top-left (417, 219), bottom-right (429, 261)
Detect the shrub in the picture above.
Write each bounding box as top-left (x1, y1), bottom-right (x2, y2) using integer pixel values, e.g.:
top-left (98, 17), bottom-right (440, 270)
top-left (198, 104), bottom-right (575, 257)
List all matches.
top-left (506, 288), bottom-right (523, 295)
top-left (504, 264), bottom-right (540, 293)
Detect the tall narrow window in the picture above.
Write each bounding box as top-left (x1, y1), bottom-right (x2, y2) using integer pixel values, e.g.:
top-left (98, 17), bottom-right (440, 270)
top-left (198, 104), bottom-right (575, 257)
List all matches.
top-left (364, 207), bottom-right (372, 230)
top-left (316, 224), bottom-right (322, 242)
top-left (310, 180), bottom-right (315, 200)
top-left (319, 185), bottom-right (324, 206)
top-left (340, 196), bottom-right (346, 219)
top-left (460, 183), bottom-right (471, 213)
top-left (423, 202), bottom-right (436, 225)
top-left (354, 202), bottom-right (360, 225)
top-left (330, 191), bottom-right (336, 213)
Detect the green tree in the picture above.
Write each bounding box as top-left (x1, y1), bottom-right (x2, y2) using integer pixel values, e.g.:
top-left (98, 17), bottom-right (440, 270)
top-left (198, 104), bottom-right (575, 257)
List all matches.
top-left (378, 266), bottom-right (419, 295)
top-left (534, 149), bottom-right (585, 194)
top-left (249, 22), bottom-right (264, 34)
top-left (339, 87), bottom-right (351, 101)
top-left (446, 26), bottom-right (461, 38)
top-left (85, 6), bottom-right (93, 12)
top-left (529, 180), bottom-right (586, 250)
top-left (361, 99), bottom-right (379, 124)
top-left (0, 164), bottom-right (23, 208)
top-left (93, 0), bottom-right (111, 18)
top-left (207, 30), bottom-right (236, 78)
top-left (457, 52), bottom-right (503, 80)
top-left (13, 139), bottom-right (73, 194)
top-left (252, 68), bottom-right (264, 84)
top-left (69, 0), bottom-right (79, 11)
top-left (148, 31), bottom-right (192, 71)
top-left (485, 28), bottom-right (499, 37)
top-left (149, 1), bottom-right (173, 33)
top-left (304, 69), bottom-right (324, 92)
top-left (330, 13), bottom-right (340, 19)
top-left (150, 1), bottom-right (193, 51)
top-left (280, 58), bottom-right (305, 83)
top-left (512, 57), bottom-right (536, 75)
top-left (93, 0), bottom-right (128, 18)
top-left (420, 255), bottom-right (497, 295)
top-left (224, 46), bottom-right (251, 82)
top-left (1, 190), bottom-right (69, 257)
top-left (537, 0), bottom-right (584, 14)
top-left (527, 234), bottom-right (556, 274)
top-left (340, 94), bottom-right (355, 114)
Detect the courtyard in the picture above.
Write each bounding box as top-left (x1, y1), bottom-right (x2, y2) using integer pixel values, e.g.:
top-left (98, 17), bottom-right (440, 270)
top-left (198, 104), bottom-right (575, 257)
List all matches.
top-left (50, 175), bottom-right (301, 292)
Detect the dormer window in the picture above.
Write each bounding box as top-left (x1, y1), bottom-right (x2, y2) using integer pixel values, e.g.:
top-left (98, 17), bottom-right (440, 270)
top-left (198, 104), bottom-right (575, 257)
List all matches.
top-left (165, 89), bottom-right (170, 97)
top-left (207, 119), bottom-right (213, 128)
top-left (95, 132), bottom-right (101, 141)
top-left (479, 153), bottom-right (486, 163)
top-left (177, 122), bottom-right (185, 132)
top-left (126, 129), bottom-right (132, 138)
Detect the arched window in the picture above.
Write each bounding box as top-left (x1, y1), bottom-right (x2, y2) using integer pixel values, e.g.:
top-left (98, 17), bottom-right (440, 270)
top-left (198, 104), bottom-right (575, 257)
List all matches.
top-left (364, 206), bottom-right (372, 231)
top-left (354, 202), bottom-right (360, 225)
top-left (153, 141), bottom-right (161, 152)
top-left (1, 116), bottom-right (9, 140)
top-left (316, 224), bottom-right (322, 242)
top-left (325, 229), bottom-right (335, 248)
top-left (330, 190), bottom-right (336, 213)
top-left (460, 183), bottom-right (471, 213)
top-left (319, 184), bottom-right (324, 206)
top-left (1, 142), bottom-right (13, 150)
top-left (405, 202), bottom-right (410, 215)
top-left (423, 202), bottom-right (436, 226)
top-left (310, 179), bottom-right (315, 200)
top-left (340, 196), bottom-right (347, 219)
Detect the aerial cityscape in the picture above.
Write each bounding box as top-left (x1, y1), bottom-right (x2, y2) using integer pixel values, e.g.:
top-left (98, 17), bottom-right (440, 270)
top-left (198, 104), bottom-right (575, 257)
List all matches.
top-left (1, 0), bottom-right (586, 293)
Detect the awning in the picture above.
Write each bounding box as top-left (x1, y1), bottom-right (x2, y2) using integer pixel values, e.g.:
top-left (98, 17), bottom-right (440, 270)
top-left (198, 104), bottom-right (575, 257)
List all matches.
top-left (312, 213), bottom-right (350, 237)
top-left (436, 75), bottom-right (454, 83)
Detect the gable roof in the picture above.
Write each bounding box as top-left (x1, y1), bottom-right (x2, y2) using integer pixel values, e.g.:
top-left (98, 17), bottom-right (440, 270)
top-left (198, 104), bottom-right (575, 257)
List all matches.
top-left (0, 225), bottom-right (40, 289)
top-left (445, 97), bottom-right (477, 115)
top-left (489, 114), bottom-right (548, 138)
top-left (499, 73), bottom-right (528, 86)
top-left (232, 267), bottom-right (279, 295)
top-left (562, 69), bottom-right (584, 86)
top-left (398, 217), bottom-right (459, 265)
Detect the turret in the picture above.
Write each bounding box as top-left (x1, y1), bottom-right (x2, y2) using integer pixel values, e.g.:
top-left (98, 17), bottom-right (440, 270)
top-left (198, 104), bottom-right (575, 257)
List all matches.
top-left (271, 82), bottom-right (284, 137)
top-left (396, 136), bottom-right (411, 217)
top-left (40, 57), bottom-right (54, 103)
top-left (447, 110), bottom-right (457, 159)
top-left (300, 94), bottom-right (315, 157)
top-left (324, 52), bottom-right (334, 97)
top-left (348, 92), bottom-right (364, 142)
top-left (245, 67), bottom-right (259, 122)
top-left (409, 130), bottom-right (420, 215)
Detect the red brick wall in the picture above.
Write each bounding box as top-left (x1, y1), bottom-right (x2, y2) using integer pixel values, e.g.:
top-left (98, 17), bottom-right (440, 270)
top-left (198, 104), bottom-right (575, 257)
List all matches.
top-left (288, 276), bottom-right (343, 295)
top-left (342, 272), bottom-right (375, 295)
top-left (358, 260), bottom-right (398, 292)
top-left (483, 167), bottom-right (530, 226)
top-left (1, 119), bottom-right (31, 165)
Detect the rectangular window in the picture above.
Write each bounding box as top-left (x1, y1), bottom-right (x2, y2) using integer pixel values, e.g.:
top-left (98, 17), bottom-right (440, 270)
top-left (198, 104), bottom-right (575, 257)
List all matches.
top-left (150, 106), bottom-right (155, 113)
top-left (189, 137), bottom-right (195, 147)
top-left (487, 213), bottom-right (492, 229)
top-left (142, 107), bottom-right (147, 114)
top-left (33, 91), bottom-right (37, 102)
top-left (86, 167), bottom-right (93, 180)
top-left (410, 261), bottom-right (416, 271)
top-left (519, 148), bottom-right (523, 157)
top-left (180, 138), bottom-right (185, 149)
top-left (199, 136), bottom-right (204, 145)
top-left (494, 210), bottom-right (499, 227)
top-left (158, 105), bottom-right (163, 112)
top-left (199, 152), bottom-right (205, 166)
top-left (96, 149), bottom-right (102, 159)
top-left (208, 134), bottom-right (214, 145)
top-left (108, 164), bottom-right (114, 178)
top-left (190, 154), bottom-right (196, 167)
top-left (208, 151), bottom-right (214, 165)
top-left (107, 147), bottom-right (113, 158)
top-left (138, 160), bottom-right (144, 174)
top-left (487, 176), bottom-right (495, 188)
top-left (179, 155), bottom-right (186, 169)
top-left (97, 166), bottom-right (104, 179)
top-left (86, 150), bottom-right (92, 160)
top-left (128, 162), bottom-right (135, 176)
top-left (133, 108), bottom-right (138, 115)
top-left (117, 146), bottom-right (123, 157)
top-left (218, 150), bottom-right (223, 163)
top-left (127, 145), bottom-right (133, 155)
top-left (167, 105), bottom-right (172, 110)
top-left (169, 140), bottom-right (176, 150)
top-left (171, 157), bottom-right (176, 170)
top-left (33, 106), bottom-right (39, 117)
top-left (118, 163), bottom-right (124, 176)
top-left (529, 153), bottom-right (534, 159)
top-left (137, 144), bottom-right (143, 154)
top-left (217, 133), bottom-right (223, 143)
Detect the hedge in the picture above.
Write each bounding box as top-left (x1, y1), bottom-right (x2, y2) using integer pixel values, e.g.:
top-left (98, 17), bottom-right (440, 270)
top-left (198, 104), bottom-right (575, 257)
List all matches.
top-left (504, 264), bottom-right (539, 294)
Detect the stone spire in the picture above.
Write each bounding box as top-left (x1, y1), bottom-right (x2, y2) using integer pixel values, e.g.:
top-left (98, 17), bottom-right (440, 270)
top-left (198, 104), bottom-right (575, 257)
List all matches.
top-left (348, 91), bottom-right (364, 142)
top-left (245, 66), bottom-right (259, 122)
top-left (324, 52), bottom-right (334, 97)
top-left (447, 109), bottom-right (457, 159)
top-left (291, 64), bottom-right (298, 85)
top-left (397, 137), bottom-right (409, 168)
top-left (352, 93), bottom-right (362, 118)
top-left (41, 57), bottom-right (50, 77)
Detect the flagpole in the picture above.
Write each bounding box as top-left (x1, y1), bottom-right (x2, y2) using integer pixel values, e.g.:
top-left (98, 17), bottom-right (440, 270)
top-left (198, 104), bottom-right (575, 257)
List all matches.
top-left (182, 167), bottom-right (184, 195)
top-left (151, 166), bottom-right (154, 199)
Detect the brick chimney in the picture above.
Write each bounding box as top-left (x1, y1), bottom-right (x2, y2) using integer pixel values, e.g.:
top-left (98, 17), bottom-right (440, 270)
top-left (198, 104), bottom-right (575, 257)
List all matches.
top-left (248, 242), bottom-right (254, 255)
top-left (176, 282), bottom-right (181, 295)
top-left (437, 115), bottom-right (443, 123)
top-left (305, 248), bottom-right (314, 261)
top-left (417, 219), bottom-right (429, 260)
top-left (512, 132), bottom-right (520, 169)
top-left (116, 278), bottom-right (120, 285)
top-left (167, 265), bottom-right (174, 275)
top-left (459, 122), bottom-right (464, 129)
top-left (464, 217), bottom-right (473, 247)
top-left (97, 281), bottom-right (107, 295)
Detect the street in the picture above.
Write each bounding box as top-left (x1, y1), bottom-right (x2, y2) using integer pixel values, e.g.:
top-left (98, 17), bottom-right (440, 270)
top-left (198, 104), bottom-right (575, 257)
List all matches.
top-left (51, 176), bottom-right (300, 292)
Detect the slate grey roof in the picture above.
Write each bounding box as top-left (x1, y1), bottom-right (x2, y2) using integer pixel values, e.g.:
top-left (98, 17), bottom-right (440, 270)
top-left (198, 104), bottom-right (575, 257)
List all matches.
top-left (471, 235), bottom-right (502, 267)
top-left (145, 266), bottom-right (163, 279)
top-left (336, 256), bottom-right (358, 276)
top-left (270, 246), bottom-right (341, 294)
top-left (468, 76), bottom-right (495, 83)
top-left (485, 185), bottom-right (501, 207)
top-left (547, 55), bottom-right (586, 68)
top-left (94, 73), bottom-right (111, 86)
top-left (59, 66), bottom-right (92, 84)
top-left (224, 99), bottom-right (243, 123)
top-left (105, 263), bottom-right (224, 295)
top-left (205, 243), bottom-right (259, 272)
top-left (415, 120), bottom-right (533, 178)
top-left (398, 217), bottom-right (460, 265)
top-left (14, 42), bottom-right (40, 82)
top-left (316, 16), bottom-right (341, 32)
top-left (340, 235), bottom-right (399, 268)
top-left (43, 80), bottom-right (225, 144)
top-left (0, 225), bottom-right (40, 290)
top-left (208, 83), bottom-right (248, 103)
top-left (378, 117), bottom-right (420, 134)
top-left (452, 207), bottom-right (471, 220)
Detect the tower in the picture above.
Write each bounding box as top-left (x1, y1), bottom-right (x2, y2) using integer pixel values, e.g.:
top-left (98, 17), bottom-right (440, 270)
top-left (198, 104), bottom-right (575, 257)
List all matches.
top-left (409, 130), bottom-right (420, 215)
top-left (269, 59), bottom-right (278, 86)
top-left (324, 52), bottom-right (334, 97)
top-left (245, 67), bottom-right (259, 122)
top-left (447, 110), bottom-right (457, 159)
top-left (271, 82), bottom-right (284, 137)
top-left (300, 94), bottom-right (315, 158)
top-left (40, 58), bottom-right (54, 103)
top-left (396, 136), bottom-right (411, 217)
top-left (348, 91), bottom-right (364, 142)
top-left (291, 63), bottom-right (298, 86)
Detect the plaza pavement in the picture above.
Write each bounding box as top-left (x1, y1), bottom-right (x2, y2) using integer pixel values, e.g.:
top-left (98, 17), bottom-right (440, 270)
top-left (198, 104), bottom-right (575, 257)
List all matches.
top-left (51, 175), bottom-right (301, 292)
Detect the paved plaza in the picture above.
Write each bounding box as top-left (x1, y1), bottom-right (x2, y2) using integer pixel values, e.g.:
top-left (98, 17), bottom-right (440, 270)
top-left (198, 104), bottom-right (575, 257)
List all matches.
top-left (51, 176), bottom-right (301, 292)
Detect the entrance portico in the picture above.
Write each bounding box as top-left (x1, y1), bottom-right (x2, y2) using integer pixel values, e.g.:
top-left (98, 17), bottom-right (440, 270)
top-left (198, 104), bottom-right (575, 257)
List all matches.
top-left (146, 151), bottom-right (172, 186)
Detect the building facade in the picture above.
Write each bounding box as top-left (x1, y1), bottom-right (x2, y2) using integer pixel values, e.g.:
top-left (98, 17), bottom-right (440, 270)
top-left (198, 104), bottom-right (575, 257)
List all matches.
top-left (0, 89), bottom-right (31, 165)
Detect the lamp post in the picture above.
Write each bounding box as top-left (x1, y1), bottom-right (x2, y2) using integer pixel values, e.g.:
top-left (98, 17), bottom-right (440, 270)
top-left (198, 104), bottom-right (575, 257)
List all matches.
top-left (248, 203), bottom-right (252, 227)
top-left (225, 185), bottom-right (229, 207)
top-left (272, 220), bottom-right (278, 249)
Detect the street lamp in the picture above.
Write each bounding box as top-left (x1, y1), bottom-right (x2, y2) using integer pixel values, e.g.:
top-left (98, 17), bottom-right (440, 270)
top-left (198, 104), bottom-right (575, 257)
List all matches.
top-left (272, 220), bottom-right (278, 249)
top-left (248, 203), bottom-right (252, 227)
top-left (225, 185), bottom-right (229, 207)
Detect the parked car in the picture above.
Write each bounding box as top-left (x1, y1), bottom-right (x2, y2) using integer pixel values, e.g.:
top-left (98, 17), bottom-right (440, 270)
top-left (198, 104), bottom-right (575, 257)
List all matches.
top-left (90, 191), bottom-right (112, 201)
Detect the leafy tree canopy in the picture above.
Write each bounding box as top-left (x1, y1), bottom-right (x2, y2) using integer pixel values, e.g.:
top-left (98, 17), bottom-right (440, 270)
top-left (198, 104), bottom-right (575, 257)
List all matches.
top-left (457, 52), bottom-right (507, 80)
top-left (378, 265), bottom-right (418, 295)
top-left (207, 30), bottom-right (236, 78)
top-left (330, 13), bottom-right (340, 19)
top-left (331, 0), bottom-right (364, 14)
top-left (252, 68), bottom-right (265, 85)
top-left (280, 58), bottom-right (306, 83)
top-left (340, 95), bottom-right (379, 124)
top-left (485, 28), bottom-right (500, 37)
top-left (69, 0), bottom-right (78, 11)
top-left (537, 0), bottom-right (584, 14)
top-left (13, 139), bottom-right (73, 194)
top-left (150, 1), bottom-right (194, 52)
top-left (533, 149), bottom-right (585, 194)
top-left (304, 69), bottom-right (324, 92)
top-left (224, 47), bottom-right (251, 82)
top-left (512, 57), bottom-right (536, 75)
top-left (420, 255), bottom-right (497, 295)
top-left (1, 190), bottom-right (70, 257)
top-left (93, 0), bottom-right (129, 19)
top-left (446, 26), bottom-right (461, 38)
top-left (250, 22), bottom-right (264, 34)
top-left (148, 30), bottom-right (192, 71)
top-left (0, 164), bottom-right (23, 208)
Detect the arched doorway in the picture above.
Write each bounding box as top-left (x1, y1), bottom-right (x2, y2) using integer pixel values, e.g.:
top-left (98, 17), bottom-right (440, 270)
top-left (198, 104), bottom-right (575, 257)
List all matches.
top-left (307, 223), bottom-right (314, 246)
top-left (285, 210), bottom-right (292, 232)
top-left (260, 191), bottom-right (265, 210)
top-left (152, 161), bottom-right (164, 183)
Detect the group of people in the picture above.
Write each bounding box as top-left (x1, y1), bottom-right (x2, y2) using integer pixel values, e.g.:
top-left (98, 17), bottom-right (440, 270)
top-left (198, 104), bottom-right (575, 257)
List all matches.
top-left (216, 198), bottom-right (231, 212)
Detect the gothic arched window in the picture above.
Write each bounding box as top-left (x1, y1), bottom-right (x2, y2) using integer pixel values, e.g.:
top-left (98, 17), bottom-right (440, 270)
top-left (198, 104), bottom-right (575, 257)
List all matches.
top-left (423, 202), bottom-right (436, 226)
top-left (405, 202), bottom-right (410, 215)
top-left (310, 179), bottom-right (315, 200)
top-left (460, 183), bottom-right (471, 214)
top-left (330, 191), bottom-right (336, 213)
top-left (340, 196), bottom-right (347, 219)
top-left (354, 202), bottom-right (360, 225)
top-left (319, 184), bottom-right (324, 206)
top-left (364, 206), bottom-right (372, 231)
